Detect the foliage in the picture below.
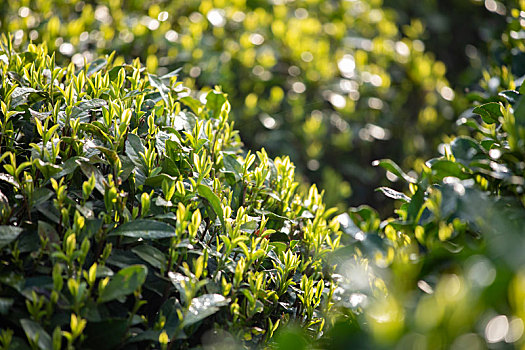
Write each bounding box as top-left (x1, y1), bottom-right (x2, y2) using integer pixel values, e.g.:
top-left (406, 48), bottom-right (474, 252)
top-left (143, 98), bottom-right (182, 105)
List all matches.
top-left (0, 39), bottom-right (345, 349)
top-left (308, 11), bottom-right (525, 347)
top-left (0, 0), bottom-right (457, 210)
top-left (3, 1), bottom-right (525, 349)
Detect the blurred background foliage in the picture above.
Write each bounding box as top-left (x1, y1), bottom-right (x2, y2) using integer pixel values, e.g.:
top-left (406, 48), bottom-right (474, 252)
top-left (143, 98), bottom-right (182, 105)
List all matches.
top-left (0, 0), bottom-right (481, 212)
top-left (311, 1), bottom-right (525, 348)
top-left (385, 0), bottom-right (507, 88)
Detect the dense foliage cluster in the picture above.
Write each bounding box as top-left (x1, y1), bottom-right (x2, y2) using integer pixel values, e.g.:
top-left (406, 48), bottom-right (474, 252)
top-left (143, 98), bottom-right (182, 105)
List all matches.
top-left (0, 0), bottom-right (457, 209)
top-left (326, 83), bottom-right (525, 349)
top-left (0, 39), bottom-right (345, 349)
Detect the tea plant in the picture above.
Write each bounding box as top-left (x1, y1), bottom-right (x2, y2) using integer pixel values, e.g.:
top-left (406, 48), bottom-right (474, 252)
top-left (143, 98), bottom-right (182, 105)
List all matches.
top-left (322, 56), bottom-right (525, 350)
top-left (0, 38), bottom-right (344, 349)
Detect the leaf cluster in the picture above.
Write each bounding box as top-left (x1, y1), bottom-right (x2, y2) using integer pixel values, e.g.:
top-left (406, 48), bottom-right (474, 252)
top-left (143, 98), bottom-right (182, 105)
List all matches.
top-left (0, 38), bottom-right (343, 349)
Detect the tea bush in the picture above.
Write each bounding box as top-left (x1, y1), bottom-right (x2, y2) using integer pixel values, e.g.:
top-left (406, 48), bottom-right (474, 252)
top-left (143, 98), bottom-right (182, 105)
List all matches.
top-left (0, 0), bottom-right (457, 210)
top-left (341, 85), bottom-right (525, 348)
top-left (0, 38), bottom-right (345, 349)
top-left (315, 10), bottom-right (525, 346)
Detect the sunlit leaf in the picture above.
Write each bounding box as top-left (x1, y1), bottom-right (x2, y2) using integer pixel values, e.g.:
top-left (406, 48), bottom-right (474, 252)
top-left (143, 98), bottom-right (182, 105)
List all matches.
top-left (182, 294), bottom-right (229, 328)
top-left (108, 220), bottom-right (175, 239)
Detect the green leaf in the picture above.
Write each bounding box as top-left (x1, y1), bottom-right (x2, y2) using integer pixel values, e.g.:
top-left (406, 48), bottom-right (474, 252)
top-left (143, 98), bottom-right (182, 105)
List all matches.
top-left (197, 184), bottom-right (224, 227)
top-left (473, 102), bottom-right (502, 124)
top-left (132, 245), bottom-right (166, 269)
top-left (109, 219), bottom-right (175, 239)
top-left (94, 146), bottom-right (120, 166)
top-left (34, 159), bottom-right (62, 178)
top-left (513, 93), bottom-right (525, 123)
top-left (11, 87), bottom-right (39, 108)
top-left (499, 90), bottom-right (519, 104)
top-left (427, 159), bottom-right (470, 180)
top-left (20, 319), bottom-right (52, 350)
top-left (205, 90), bottom-right (227, 118)
top-left (125, 133), bottom-right (145, 168)
top-left (98, 265), bottom-right (147, 303)
top-left (180, 96), bottom-right (202, 114)
top-left (54, 156), bottom-right (89, 178)
top-left (168, 272), bottom-right (190, 305)
top-left (86, 58), bottom-right (107, 77)
top-left (407, 184), bottom-right (425, 222)
top-left (270, 242), bottom-right (287, 255)
top-left (71, 99), bottom-right (108, 120)
top-left (145, 173), bottom-right (177, 188)
top-left (79, 123), bottom-right (112, 144)
top-left (222, 154), bottom-right (242, 181)
top-left (182, 294), bottom-right (229, 328)
top-left (372, 159), bottom-right (416, 183)
top-left (253, 209), bottom-right (289, 222)
top-left (0, 172), bottom-right (19, 189)
top-left (173, 111), bottom-right (197, 132)
top-left (0, 225), bottom-right (23, 249)
top-left (450, 136), bottom-right (484, 164)
top-left (38, 221), bottom-right (59, 245)
top-left (148, 73), bottom-right (169, 103)
top-left (241, 220), bottom-right (259, 234)
top-left (79, 162), bottom-right (105, 194)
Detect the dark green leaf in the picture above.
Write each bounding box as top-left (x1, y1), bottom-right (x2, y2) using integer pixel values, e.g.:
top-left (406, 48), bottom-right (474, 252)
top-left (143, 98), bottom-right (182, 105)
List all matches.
top-left (79, 162), bottom-right (106, 194)
top-left (270, 242), bottom-right (287, 255)
top-left (125, 133), bottom-right (145, 167)
top-left (450, 136), bottom-right (484, 164)
top-left (145, 173), bottom-right (177, 188)
top-left (427, 159), bottom-right (470, 180)
top-left (94, 146), bottom-right (120, 166)
top-left (407, 184), bottom-right (425, 222)
top-left (71, 99), bottom-right (107, 120)
top-left (222, 154), bottom-right (242, 181)
top-left (173, 111), bottom-right (197, 132)
top-left (473, 102), bottom-right (502, 124)
top-left (0, 225), bottom-right (23, 249)
top-left (109, 219), bottom-right (175, 239)
top-left (54, 156), bottom-right (89, 178)
top-left (499, 90), bottom-right (519, 104)
top-left (20, 319), bottom-right (52, 350)
top-left (98, 265), bottom-right (147, 303)
top-left (11, 87), bottom-right (39, 107)
top-left (148, 73), bottom-right (169, 103)
top-left (132, 245), bottom-right (166, 269)
top-left (197, 184), bottom-right (225, 227)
